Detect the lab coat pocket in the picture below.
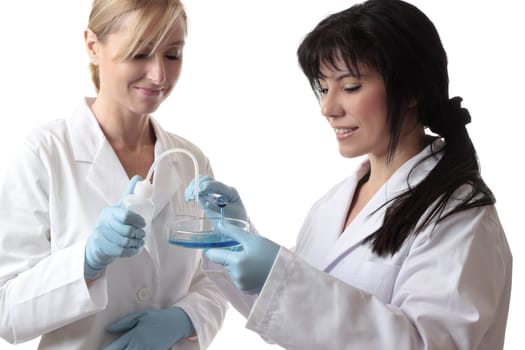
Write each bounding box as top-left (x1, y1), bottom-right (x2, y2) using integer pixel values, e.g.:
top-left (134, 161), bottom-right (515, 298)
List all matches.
top-left (330, 257), bottom-right (401, 303)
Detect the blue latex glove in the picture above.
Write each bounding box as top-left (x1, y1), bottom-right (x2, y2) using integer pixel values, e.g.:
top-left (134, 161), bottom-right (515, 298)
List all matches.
top-left (84, 175), bottom-right (146, 279)
top-left (205, 222), bottom-right (280, 294)
top-left (185, 175), bottom-right (247, 221)
top-left (104, 307), bottom-right (195, 350)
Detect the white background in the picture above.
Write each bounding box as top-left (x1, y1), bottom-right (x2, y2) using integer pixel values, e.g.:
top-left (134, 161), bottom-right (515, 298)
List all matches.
top-left (0, 1), bottom-right (522, 349)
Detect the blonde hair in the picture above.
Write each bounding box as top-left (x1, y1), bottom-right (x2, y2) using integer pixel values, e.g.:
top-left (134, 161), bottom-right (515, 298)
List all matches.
top-left (87, 0), bottom-right (187, 91)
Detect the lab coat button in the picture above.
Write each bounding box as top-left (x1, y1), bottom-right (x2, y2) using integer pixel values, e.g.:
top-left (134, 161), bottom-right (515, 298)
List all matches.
top-left (137, 288), bottom-right (151, 301)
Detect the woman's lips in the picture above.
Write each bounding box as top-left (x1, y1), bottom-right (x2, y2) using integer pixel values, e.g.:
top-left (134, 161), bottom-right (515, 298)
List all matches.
top-left (334, 127), bottom-right (358, 139)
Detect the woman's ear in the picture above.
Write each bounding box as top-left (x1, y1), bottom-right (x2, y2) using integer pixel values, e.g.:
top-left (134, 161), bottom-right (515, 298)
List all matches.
top-left (85, 28), bottom-right (99, 65)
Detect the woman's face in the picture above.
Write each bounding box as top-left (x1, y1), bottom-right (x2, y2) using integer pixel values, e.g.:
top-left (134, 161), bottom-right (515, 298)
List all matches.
top-left (318, 61), bottom-right (390, 160)
top-left (87, 11), bottom-right (185, 117)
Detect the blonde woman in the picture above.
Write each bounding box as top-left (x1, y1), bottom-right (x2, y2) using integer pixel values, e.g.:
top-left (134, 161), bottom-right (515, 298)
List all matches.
top-left (0, 0), bottom-right (227, 349)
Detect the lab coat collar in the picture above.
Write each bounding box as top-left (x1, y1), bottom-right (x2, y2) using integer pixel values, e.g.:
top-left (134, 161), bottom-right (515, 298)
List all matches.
top-left (321, 140), bottom-right (443, 271)
top-left (67, 97), bottom-right (106, 163)
top-left (66, 98), bottom-right (129, 205)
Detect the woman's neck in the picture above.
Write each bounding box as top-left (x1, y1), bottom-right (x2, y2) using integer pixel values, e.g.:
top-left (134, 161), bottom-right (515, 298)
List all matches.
top-left (367, 123), bottom-right (427, 190)
top-left (90, 99), bottom-right (155, 151)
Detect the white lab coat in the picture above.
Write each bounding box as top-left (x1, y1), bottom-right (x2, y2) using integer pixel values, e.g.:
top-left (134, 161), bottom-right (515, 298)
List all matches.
top-left (210, 140), bottom-right (512, 349)
top-left (0, 98), bottom-right (228, 349)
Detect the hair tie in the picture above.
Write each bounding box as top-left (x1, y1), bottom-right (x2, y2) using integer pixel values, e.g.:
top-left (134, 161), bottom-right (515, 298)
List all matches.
top-left (448, 96), bottom-right (471, 126)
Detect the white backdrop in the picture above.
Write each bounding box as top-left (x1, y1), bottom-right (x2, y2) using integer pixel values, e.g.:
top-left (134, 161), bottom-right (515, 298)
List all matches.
top-left (0, 1), bottom-right (522, 349)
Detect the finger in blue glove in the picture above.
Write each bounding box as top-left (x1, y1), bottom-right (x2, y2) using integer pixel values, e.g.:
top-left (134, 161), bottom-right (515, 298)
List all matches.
top-left (205, 222), bottom-right (280, 294)
top-left (104, 307), bottom-right (195, 350)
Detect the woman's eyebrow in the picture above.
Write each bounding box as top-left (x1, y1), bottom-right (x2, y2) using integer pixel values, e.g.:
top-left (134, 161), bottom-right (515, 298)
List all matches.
top-left (164, 40), bottom-right (185, 47)
top-left (336, 72), bottom-right (357, 81)
top-left (319, 72), bottom-right (359, 82)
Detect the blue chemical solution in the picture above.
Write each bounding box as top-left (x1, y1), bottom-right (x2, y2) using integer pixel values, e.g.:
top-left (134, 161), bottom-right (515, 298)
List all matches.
top-left (169, 227), bottom-right (239, 248)
top-left (169, 238), bottom-right (239, 248)
top-left (169, 215), bottom-right (246, 249)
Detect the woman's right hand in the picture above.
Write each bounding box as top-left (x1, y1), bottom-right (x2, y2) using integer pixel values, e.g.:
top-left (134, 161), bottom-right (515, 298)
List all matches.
top-left (84, 176), bottom-right (146, 279)
top-left (185, 175), bottom-right (248, 222)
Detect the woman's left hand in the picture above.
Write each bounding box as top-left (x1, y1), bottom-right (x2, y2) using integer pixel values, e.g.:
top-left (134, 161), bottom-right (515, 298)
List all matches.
top-left (104, 307), bottom-right (195, 349)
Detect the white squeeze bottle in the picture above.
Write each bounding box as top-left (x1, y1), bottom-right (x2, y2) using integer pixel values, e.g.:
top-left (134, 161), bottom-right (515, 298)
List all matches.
top-left (122, 179), bottom-right (154, 230)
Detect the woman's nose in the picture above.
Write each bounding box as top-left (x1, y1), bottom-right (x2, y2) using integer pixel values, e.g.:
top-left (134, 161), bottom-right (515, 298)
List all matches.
top-left (147, 55), bottom-right (167, 85)
top-left (320, 91), bottom-right (345, 119)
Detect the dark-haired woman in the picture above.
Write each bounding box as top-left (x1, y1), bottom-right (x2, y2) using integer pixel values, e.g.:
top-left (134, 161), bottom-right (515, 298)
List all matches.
top-left (191, 0), bottom-right (512, 348)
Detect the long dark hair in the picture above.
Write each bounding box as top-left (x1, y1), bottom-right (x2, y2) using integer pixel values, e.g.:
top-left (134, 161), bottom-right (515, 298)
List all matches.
top-left (297, 0), bottom-right (495, 256)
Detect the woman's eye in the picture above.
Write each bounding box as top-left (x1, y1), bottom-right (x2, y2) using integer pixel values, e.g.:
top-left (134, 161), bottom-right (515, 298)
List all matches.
top-left (166, 53), bottom-right (181, 60)
top-left (344, 85), bottom-right (361, 93)
top-left (133, 53), bottom-right (149, 60)
top-left (165, 47), bottom-right (183, 60)
top-left (317, 87), bottom-right (328, 96)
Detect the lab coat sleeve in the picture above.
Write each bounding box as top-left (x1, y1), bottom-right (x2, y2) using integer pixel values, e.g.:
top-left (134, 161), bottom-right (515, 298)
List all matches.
top-left (245, 205), bottom-right (511, 349)
top-left (201, 254), bottom-right (257, 319)
top-left (173, 255), bottom-right (229, 349)
top-left (0, 143), bottom-right (107, 344)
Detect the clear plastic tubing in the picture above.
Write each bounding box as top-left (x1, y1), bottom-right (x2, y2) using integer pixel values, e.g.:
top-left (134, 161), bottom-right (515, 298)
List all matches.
top-left (143, 148), bottom-right (200, 204)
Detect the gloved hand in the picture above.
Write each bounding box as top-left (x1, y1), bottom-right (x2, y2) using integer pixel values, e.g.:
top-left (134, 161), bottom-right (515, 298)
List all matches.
top-left (185, 175), bottom-right (248, 221)
top-left (84, 175), bottom-right (146, 279)
top-left (205, 222), bottom-right (280, 294)
top-left (104, 307), bottom-right (195, 350)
